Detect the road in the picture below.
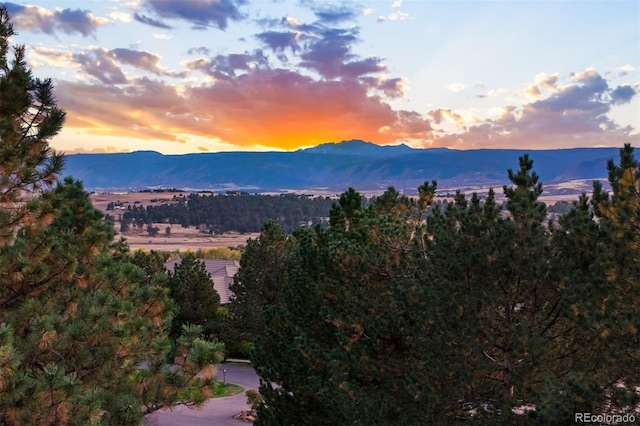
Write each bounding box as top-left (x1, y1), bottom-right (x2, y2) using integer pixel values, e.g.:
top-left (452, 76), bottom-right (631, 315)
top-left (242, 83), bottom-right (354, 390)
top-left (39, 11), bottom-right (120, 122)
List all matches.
top-left (145, 363), bottom-right (260, 426)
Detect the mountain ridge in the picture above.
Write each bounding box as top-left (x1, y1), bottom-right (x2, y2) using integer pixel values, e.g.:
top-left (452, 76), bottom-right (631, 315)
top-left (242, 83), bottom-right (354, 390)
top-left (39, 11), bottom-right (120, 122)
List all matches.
top-left (62, 140), bottom-right (623, 195)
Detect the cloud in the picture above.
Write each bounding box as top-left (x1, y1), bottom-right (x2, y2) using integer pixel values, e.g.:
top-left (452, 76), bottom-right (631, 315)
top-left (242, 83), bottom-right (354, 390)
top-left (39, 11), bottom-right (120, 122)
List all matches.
top-left (4, 2), bottom-right (107, 36)
top-left (610, 85), bottom-right (636, 105)
top-left (537, 68), bottom-right (608, 115)
top-left (70, 47), bottom-right (183, 84)
top-left (524, 72), bottom-right (558, 98)
top-left (139, 0), bottom-right (246, 30)
top-left (187, 46), bottom-right (211, 55)
top-left (474, 89), bottom-right (501, 100)
top-left (65, 146), bottom-right (132, 154)
top-left (133, 12), bottom-right (173, 29)
top-left (38, 1), bottom-right (432, 151)
top-left (29, 46), bottom-right (76, 69)
top-left (377, 11), bottom-right (410, 22)
top-left (428, 108), bottom-right (466, 129)
top-left (53, 63), bottom-right (435, 151)
top-left (616, 64), bottom-right (635, 77)
top-left (108, 11), bottom-right (132, 23)
top-left (111, 48), bottom-right (174, 76)
top-left (55, 77), bottom-right (190, 143)
top-left (447, 83), bottom-right (465, 92)
top-left (313, 7), bottom-right (357, 24)
top-left (362, 76), bottom-right (406, 98)
top-left (73, 48), bottom-right (127, 84)
top-left (297, 27), bottom-right (387, 80)
top-left (183, 50), bottom-right (270, 79)
top-left (183, 69), bottom-right (433, 148)
top-left (255, 30), bottom-right (301, 61)
top-left (432, 68), bottom-right (639, 149)
top-left (153, 33), bottom-right (173, 40)
top-left (254, 11), bottom-right (392, 80)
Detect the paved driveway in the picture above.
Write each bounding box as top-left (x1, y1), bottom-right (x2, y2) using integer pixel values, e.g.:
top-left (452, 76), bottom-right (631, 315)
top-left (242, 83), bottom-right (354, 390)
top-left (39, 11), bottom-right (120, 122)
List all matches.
top-left (145, 363), bottom-right (260, 426)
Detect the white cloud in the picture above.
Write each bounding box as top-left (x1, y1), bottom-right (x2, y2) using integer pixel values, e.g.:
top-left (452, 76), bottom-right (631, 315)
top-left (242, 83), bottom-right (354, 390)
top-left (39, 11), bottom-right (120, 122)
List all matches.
top-left (108, 11), bottom-right (132, 23)
top-left (475, 89), bottom-right (499, 99)
top-left (154, 33), bottom-right (173, 40)
top-left (378, 11), bottom-right (410, 22)
top-left (29, 46), bottom-right (77, 69)
top-left (616, 64), bottom-right (636, 77)
top-left (284, 16), bottom-right (302, 27)
top-left (392, 0), bottom-right (402, 7)
top-left (362, 8), bottom-right (375, 16)
top-left (392, 12), bottom-right (409, 20)
top-left (447, 83), bottom-right (466, 92)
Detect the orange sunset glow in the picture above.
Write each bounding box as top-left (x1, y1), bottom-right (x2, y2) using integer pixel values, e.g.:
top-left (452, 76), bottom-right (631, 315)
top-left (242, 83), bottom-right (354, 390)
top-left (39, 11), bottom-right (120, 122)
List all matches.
top-left (5, 0), bottom-right (637, 154)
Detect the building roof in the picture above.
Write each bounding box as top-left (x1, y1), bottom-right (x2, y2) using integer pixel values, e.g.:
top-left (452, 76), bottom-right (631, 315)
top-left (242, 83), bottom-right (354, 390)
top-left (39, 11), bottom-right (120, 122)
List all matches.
top-left (164, 258), bottom-right (239, 305)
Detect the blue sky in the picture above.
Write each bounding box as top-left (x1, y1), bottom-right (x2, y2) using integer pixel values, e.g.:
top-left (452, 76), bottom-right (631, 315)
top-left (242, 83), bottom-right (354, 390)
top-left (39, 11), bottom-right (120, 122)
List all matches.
top-left (4, 0), bottom-right (639, 154)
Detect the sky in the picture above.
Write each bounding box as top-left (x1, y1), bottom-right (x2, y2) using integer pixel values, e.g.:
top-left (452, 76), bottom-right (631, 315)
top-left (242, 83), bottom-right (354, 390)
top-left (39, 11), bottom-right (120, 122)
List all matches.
top-left (3, 0), bottom-right (639, 154)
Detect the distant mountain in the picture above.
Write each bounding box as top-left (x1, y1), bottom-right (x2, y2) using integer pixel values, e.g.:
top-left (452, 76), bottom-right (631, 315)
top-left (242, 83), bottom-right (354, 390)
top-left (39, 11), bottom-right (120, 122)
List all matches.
top-left (299, 139), bottom-right (417, 156)
top-left (62, 141), bottom-right (623, 195)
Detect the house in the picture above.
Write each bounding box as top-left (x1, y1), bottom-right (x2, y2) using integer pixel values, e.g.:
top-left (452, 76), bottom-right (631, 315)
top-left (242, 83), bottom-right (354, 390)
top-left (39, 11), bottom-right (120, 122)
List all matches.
top-left (164, 258), bottom-right (239, 305)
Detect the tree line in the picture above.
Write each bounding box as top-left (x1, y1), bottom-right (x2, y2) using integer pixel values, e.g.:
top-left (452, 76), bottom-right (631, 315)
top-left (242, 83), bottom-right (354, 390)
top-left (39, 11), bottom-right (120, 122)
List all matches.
top-left (120, 192), bottom-right (335, 233)
top-left (227, 147), bottom-right (639, 425)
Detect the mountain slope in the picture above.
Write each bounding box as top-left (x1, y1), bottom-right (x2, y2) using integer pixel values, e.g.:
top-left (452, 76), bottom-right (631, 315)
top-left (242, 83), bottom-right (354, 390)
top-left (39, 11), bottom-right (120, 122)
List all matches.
top-left (62, 141), bottom-right (621, 194)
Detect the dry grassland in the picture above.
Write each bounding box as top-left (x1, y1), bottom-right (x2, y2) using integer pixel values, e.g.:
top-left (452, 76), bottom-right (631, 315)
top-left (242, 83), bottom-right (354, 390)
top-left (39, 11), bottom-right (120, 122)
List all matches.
top-left (90, 183), bottom-right (590, 252)
top-left (90, 192), bottom-right (259, 252)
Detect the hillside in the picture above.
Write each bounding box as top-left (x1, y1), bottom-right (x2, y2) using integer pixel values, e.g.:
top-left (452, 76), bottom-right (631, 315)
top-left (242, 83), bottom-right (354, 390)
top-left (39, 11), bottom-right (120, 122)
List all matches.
top-left (62, 140), bottom-right (621, 195)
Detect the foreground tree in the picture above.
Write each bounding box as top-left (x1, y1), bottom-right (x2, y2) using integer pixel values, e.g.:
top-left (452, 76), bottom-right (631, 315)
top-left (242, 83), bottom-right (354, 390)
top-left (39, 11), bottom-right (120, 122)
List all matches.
top-left (168, 252), bottom-right (220, 341)
top-left (0, 6), bottom-right (64, 245)
top-left (427, 156), bottom-right (593, 423)
top-left (0, 8), bottom-right (223, 424)
top-left (531, 145), bottom-right (640, 422)
top-left (252, 184), bottom-right (468, 425)
top-left (590, 144), bottom-right (640, 413)
top-left (247, 149), bottom-right (639, 424)
top-left (225, 220), bottom-right (291, 357)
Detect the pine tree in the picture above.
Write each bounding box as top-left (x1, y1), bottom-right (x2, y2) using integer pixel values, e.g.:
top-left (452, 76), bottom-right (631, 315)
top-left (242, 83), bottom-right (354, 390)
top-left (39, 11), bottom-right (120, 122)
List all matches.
top-left (0, 6), bottom-right (64, 245)
top-left (425, 189), bottom-right (503, 419)
top-left (252, 186), bottom-right (459, 425)
top-left (246, 151), bottom-right (639, 424)
top-left (533, 146), bottom-right (640, 421)
top-left (531, 192), bottom-right (610, 422)
top-left (590, 144), bottom-right (640, 414)
top-left (447, 156), bottom-right (571, 423)
top-left (168, 252), bottom-right (220, 341)
top-left (0, 8), bottom-right (224, 423)
top-left (226, 220), bottom-right (291, 357)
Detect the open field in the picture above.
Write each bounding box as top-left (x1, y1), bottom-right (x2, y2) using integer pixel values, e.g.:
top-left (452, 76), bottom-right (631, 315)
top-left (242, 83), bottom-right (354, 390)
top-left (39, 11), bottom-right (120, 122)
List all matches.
top-left (90, 191), bottom-right (260, 251)
top-left (121, 228), bottom-right (260, 252)
top-left (90, 183), bottom-right (594, 252)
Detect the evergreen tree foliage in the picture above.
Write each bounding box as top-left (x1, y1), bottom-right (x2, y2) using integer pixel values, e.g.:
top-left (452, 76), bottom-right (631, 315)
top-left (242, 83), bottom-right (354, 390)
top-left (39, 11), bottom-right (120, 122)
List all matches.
top-left (0, 8), bottom-right (224, 423)
top-left (0, 6), bottom-right (64, 245)
top-left (590, 144), bottom-right (640, 413)
top-left (253, 185), bottom-right (464, 425)
top-left (532, 145), bottom-right (640, 422)
top-left (225, 220), bottom-right (290, 357)
top-left (245, 149), bottom-right (639, 425)
top-left (168, 252), bottom-right (221, 341)
top-left (123, 192), bottom-right (335, 233)
top-left (0, 179), bottom-right (224, 425)
top-left (427, 156), bottom-right (587, 423)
